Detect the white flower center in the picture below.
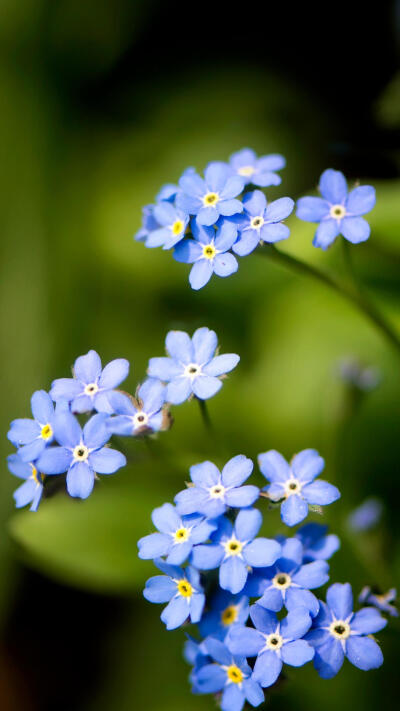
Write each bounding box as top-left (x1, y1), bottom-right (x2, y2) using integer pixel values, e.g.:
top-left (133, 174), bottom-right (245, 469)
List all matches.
top-left (330, 204), bottom-right (346, 220)
top-left (272, 572), bottom-right (292, 590)
top-left (183, 363), bottom-right (202, 378)
top-left (250, 215), bottom-right (264, 230)
top-left (133, 411), bottom-right (149, 428)
top-left (329, 620), bottom-right (351, 640)
top-left (284, 477), bottom-right (302, 497)
top-left (265, 632), bottom-right (283, 651)
top-left (209, 483), bottom-right (226, 499)
top-left (238, 165), bottom-right (255, 177)
top-left (224, 537), bottom-right (243, 557)
top-left (84, 382), bottom-right (99, 396)
top-left (73, 444), bottom-right (90, 462)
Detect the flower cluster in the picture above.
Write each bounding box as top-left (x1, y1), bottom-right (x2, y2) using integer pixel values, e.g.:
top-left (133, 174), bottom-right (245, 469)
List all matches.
top-left (138, 447), bottom-right (391, 710)
top-left (7, 328), bottom-right (239, 511)
top-left (134, 150), bottom-right (377, 289)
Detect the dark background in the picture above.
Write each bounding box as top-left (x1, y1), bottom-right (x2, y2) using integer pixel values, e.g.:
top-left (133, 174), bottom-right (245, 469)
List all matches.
top-left (0, 1), bottom-right (399, 709)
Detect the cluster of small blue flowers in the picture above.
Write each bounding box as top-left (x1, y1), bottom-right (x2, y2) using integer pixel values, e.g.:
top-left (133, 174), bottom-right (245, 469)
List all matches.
top-left (134, 149), bottom-right (376, 289)
top-left (7, 328), bottom-right (239, 511)
top-left (139, 448), bottom-right (392, 710)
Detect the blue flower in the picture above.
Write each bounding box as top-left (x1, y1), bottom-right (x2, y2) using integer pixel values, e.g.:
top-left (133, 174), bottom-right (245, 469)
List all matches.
top-left (134, 204), bottom-right (161, 244)
top-left (107, 379), bottom-right (166, 436)
top-left (143, 560), bottom-right (205, 630)
top-left (296, 169), bottom-right (376, 249)
top-left (244, 537), bottom-right (329, 617)
top-left (306, 582), bottom-right (387, 678)
top-left (8, 390), bottom-right (56, 463)
top-left (138, 502), bottom-right (217, 565)
top-left (174, 455), bottom-right (259, 518)
top-left (147, 327), bottom-right (240, 404)
top-left (227, 604), bottom-right (314, 688)
top-left (192, 637), bottom-right (264, 711)
top-left (50, 350), bottom-right (129, 414)
top-left (258, 449), bottom-right (340, 527)
top-left (174, 220), bottom-right (239, 290)
top-left (7, 453), bottom-right (44, 512)
top-left (144, 202), bottom-right (189, 250)
top-left (295, 523), bottom-right (340, 563)
top-left (358, 586), bottom-right (398, 618)
top-left (190, 509), bottom-right (281, 595)
top-left (156, 183), bottom-right (179, 203)
top-left (199, 591), bottom-right (250, 641)
top-left (229, 148), bottom-right (286, 187)
top-left (37, 412), bottom-right (126, 499)
top-left (347, 497), bottom-right (383, 532)
top-left (176, 162), bottom-right (244, 226)
top-left (232, 190), bottom-right (294, 256)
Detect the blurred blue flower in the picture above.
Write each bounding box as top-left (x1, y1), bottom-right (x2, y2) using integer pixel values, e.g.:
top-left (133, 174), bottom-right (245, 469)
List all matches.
top-left (190, 509), bottom-right (281, 595)
top-left (295, 523), bottom-right (340, 563)
top-left (107, 378), bottom-right (166, 436)
top-left (258, 449), bottom-right (340, 527)
top-left (37, 412), bottom-right (126, 499)
top-left (199, 590), bottom-right (250, 641)
top-left (50, 350), bottom-right (129, 414)
top-left (8, 453), bottom-right (44, 512)
top-left (347, 497), bottom-right (383, 532)
top-left (296, 169), bottom-right (376, 249)
top-left (245, 537), bottom-right (329, 617)
top-left (232, 190), bottom-right (294, 256)
top-left (147, 327), bottom-right (239, 404)
top-left (174, 220), bottom-right (239, 290)
top-left (306, 582), bottom-right (387, 678)
top-left (192, 636), bottom-right (264, 711)
top-left (145, 202), bottom-right (189, 250)
top-left (175, 455), bottom-right (258, 518)
top-left (143, 560), bottom-right (205, 630)
top-left (134, 204), bottom-right (161, 244)
top-left (138, 502), bottom-right (217, 565)
top-left (359, 586), bottom-right (398, 618)
top-left (227, 604), bottom-right (314, 688)
top-left (156, 183), bottom-right (179, 202)
top-left (8, 390), bottom-right (56, 463)
top-left (229, 148), bottom-right (286, 187)
top-left (176, 161), bottom-right (244, 226)
top-left (338, 357), bottom-right (381, 392)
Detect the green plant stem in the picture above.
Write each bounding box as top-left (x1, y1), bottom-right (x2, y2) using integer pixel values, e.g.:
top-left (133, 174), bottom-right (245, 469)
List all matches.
top-left (197, 397), bottom-right (213, 434)
top-left (260, 244), bottom-right (400, 355)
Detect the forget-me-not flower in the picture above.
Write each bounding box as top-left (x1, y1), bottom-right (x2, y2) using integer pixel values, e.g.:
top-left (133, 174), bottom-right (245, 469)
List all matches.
top-left (347, 497), bottom-right (383, 532)
top-left (107, 379), bottom-right (166, 436)
top-left (147, 327), bottom-right (239, 404)
top-left (229, 148), bottom-right (286, 187)
top-left (296, 169), bottom-right (376, 249)
top-left (138, 502), bottom-right (217, 565)
top-left (176, 162), bottom-right (244, 226)
top-left (144, 202), bottom-right (189, 250)
top-left (227, 604), bottom-right (314, 688)
top-left (232, 190), bottom-right (294, 256)
top-left (174, 220), bottom-right (239, 290)
top-left (156, 183), bottom-right (179, 203)
top-left (37, 412), bottom-right (126, 499)
top-left (8, 390), bottom-right (56, 463)
top-left (359, 586), bottom-right (398, 618)
top-left (199, 590), bottom-right (250, 641)
top-left (8, 453), bottom-right (44, 512)
top-left (50, 350), bottom-right (129, 414)
top-left (306, 582), bottom-right (387, 678)
top-left (174, 455), bottom-right (259, 518)
top-left (143, 560), bottom-right (205, 630)
top-left (192, 637), bottom-right (264, 711)
top-left (258, 449), bottom-right (340, 527)
top-left (190, 509), bottom-right (281, 595)
top-left (295, 522), bottom-right (340, 563)
top-left (134, 204), bottom-right (161, 244)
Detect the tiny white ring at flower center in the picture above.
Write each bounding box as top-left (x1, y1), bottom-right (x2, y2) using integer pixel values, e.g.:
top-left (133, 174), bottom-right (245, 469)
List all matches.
top-left (329, 204), bottom-right (347, 220)
top-left (272, 572), bottom-right (292, 590)
top-left (329, 620), bottom-right (351, 640)
top-left (209, 483), bottom-right (226, 499)
top-left (250, 215), bottom-right (265, 230)
top-left (183, 363), bottom-right (202, 379)
top-left (264, 632), bottom-right (283, 651)
top-left (84, 382), bottom-right (99, 396)
top-left (133, 411), bottom-right (149, 428)
top-left (284, 478), bottom-right (302, 497)
top-left (73, 444), bottom-right (90, 462)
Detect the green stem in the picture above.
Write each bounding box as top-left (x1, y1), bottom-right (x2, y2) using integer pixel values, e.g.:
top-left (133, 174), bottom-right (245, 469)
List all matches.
top-left (197, 398), bottom-right (213, 434)
top-left (260, 244), bottom-right (400, 355)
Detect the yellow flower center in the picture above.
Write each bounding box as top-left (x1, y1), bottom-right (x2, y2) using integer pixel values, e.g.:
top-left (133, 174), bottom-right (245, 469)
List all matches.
top-left (272, 573), bottom-right (291, 590)
top-left (73, 444), bottom-right (89, 462)
top-left (133, 411), bottom-right (149, 428)
top-left (174, 527), bottom-right (190, 544)
top-left (238, 165), bottom-right (255, 177)
top-left (329, 620), bottom-right (351, 640)
top-left (84, 382), bottom-right (99, 396)
top-left (31, 464), bottom-right (42, 485)
top-left (221, 605), bottom-right (239, 626)
top-left (226, 665), bottom-right (243, 684)
top-left (172, 219), bottom-right (184, 236)
top-left (177, 579), bottom-right (193, 598)
top-left (202, 243), bottom-right (217, 260)
top-left (203, 192), bottom-right (219, 206)
top-left (330, 204), bottom-right (346, 220)
top-left (250, 216), bottom-right (264, 229)
top-left (225, 538), bottom-right (243, 557)
top-left (41, 423), bottom-right (53, 440)
top-left (265, 633), bottom-right (283, 650)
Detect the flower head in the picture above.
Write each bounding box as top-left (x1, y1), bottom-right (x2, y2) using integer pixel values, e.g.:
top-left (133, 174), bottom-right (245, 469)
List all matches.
top-left (8, 453), bottom-right (44, 512)
top-left (306, 582), bottom-right (387, 678)
top-left (138, 502), bottom-right (217, 565)
top-left (176, 162), bottom-right (244, 227)
top-left (358, 586), bottom-right (398, 618)
top-left (227, 604), bottom-right (314, 688)
top-left (258, 449), bottom-right (340, 527)
top-left (37, 411), bottom-right (126, 499)
top-left (232, 190), bottom-right (294, 256)
top-left (295, 522), bottom-right (340, 563)
top-left (347, 497), bottom-right (383, 532)
top-left (192, 637), bottom-right (264, 711)
top-left (229, 148), bottom-right (285, 187)
top-left (296, 169), bottom-right (376, 249)
top-left (143, 560), bottom-right (205, 630)
top-left (198, 591), bottom-right (250, 641)
top-left (8, 390), bottom-right (56, 463)
top-left (134, 204), bottom-right (161, 244)
top-left (147, 327), bottom-right (239, 404)
top-left (50, 350), bottom-right (129, 414)
top-left (175, 455), bottom-right (259, 518)
top-left (174, 220), bottom-right (239, 290)
top-left (145, 202), bottom-right (189, 250)
top-left (107, 379), bottom-right (167, 436)
top-left (191, 509), bottom-right (281, 595)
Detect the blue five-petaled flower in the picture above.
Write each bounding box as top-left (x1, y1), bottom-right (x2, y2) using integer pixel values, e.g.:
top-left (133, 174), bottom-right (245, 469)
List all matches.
top-left (7, 452), bottom-right (45, 512)
top-left (143, 560), bottom-right (205, 630)
top-left (174, 220), bottom-right (239, 290)
top-left (8, 390), bottom-right (56, 463)
top-left (232, 190), bottom-right (294, 256)
top-left (228, 148), bottom-right (286, 187)
top-left (176, 161), bottom-right (244, 227)
top-left (198, 590), bottom-right (250, 641)
top-left (107, 378), bottom-right (166, 436)
top-left (296, 169), bottom-right (376, 250)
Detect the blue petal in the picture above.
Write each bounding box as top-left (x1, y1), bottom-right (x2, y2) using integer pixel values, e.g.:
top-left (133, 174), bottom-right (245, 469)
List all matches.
top-left (161, 595), bottom-right (190, 630)
top-left (191, 544), bottom-right (224, 570)
top-left (204, 637), bottom-right (232, 665)
top-left (195, 663), bottom-right (226, 693)
top-left (351, 608), bottom-right (387, 634)
top-left (346, 185), bottom-right (376, 215)
top-left (257, 587), bottom-right (283, 612)
top-left (280, 495), bottom-right (308, 526)
top-left (214, 221), bottom-right (238, 251)
top-left (313, 219), bottom-right (339, 249)
top-left (296, 197), bottom-right (330, 222)
top-left (319, 169), bottom-right (347, 203)
top-left (253, 171), bottom-right (281, 187)
top-left (213, 252), bottom-right (238, 277)
top-left (31, 390), bottom-right (54, 423)
top-left (281, 639), bottom-right (314, 667)
top-left (227, 625), bottom-right (264, 657)
top-left (302, 480), bottom-right (340, 505)
top-left (280, 607), bottom-right (312, 641)
top-left (153, 201), bottom-right (176, 225)
top-left (260, 223), bottom-right (290, 243)
top-left (167, 540), bottom-right (193, 565)
top-left (71, 394), bottom-right (93, 414)
top-left (190, 460), bottom-right (220, 487)
top-left (253, 650), bottom-right (282, 687)
top-left (197, 206), bottom-right (219, 226)
top-left (258, 450), bottom-right (290, 483)
top-left (8, 419), bottom-right (40, 446)
top-left (50, 378), bottom-right (82, 402)
top-left (257, 154), bottom-right (286, 172)
top-left (66, 461), bottom-right (94, 499)
top-left (7, 453), bottom-right (32, 479)
top-left (192, 375), bottom-right (222, 399)
top-left (279, 537), bottom-right (303, 566)
top-left (244, 538), bottom-right (281, 568)
top-left (147, 357), bottom-right (182, 381)
top-left (18, 438), bottom-right (46, 463)
top-left (107, 391), bottom-right (135, 416)
top-left (220, 175), bottom-right (245, 200)
top-left (99, 358), bottom-right (129, 389)
top-left (166, 330), bottom-right (193, 362)
top-left (265, 197), bottom-right (294, 222)
top-left (173, 238), bottom-right (203, 263)
top-left (74, 350), bottom-right (102, 383)
top-left (53, 412), bottom-right (82, 448)
top-left (221, 684), bottom-right (245, 711)
top-left (138, 533), bottom-right (171, 559)
top-left (88, 447), bottom-right (126, 474)
top-left (232, 230), bottom-right (260, 256)
top-left (13, 479), bottom-right (38, 508)
top-left (203, 353), bottom-right (240, 377)
top-left (243, 679), bottom-right (264, 707)
top-left (225, 485), bottom-right (259, 508)
top-left (152, 502), bottom-right (181, 532)
top-left (189, 260), bottom-right (213, 290)
top-left (37, 446), bottom-right (72, 475)
top-left (166, 377), bottom-right (192, 405)
top-left (314, 638), bottom-right (344, 679)
top-left (341, 216), bottom-right (370, 243)
top-left (83, 413), bottom-right (110, 449)
top-left (143, 575), bottom-right (176, 603)
top-left (192, 327), bottom-right (218, 364)
top-left (205, 161), bottom-right (230, 192)
top-left (179, 171), bottom-right (206, 197)
top-left (326, 582), bottom-right (353, 619)
top-left (235, 508), bottom-right (262, 541)
top-left (138, 378), bottom-right (165, 413)
top-left (220, 556), bottom-right (248, 594)
top-left (291, 449), bottom-right (325, 482)
top-left (346, 636), bottom-right (383, 671)
top-left (285, 587), bottom-right (320, 617)
top-left (218, 198), bottom-right (243, 216)
top-left (176, 192), bottom-right (201, 215)
top-left (174, 487), bottom-right (209, 516)
top-left (291, 560), bottom-right (330, 589)
top-left (243, 190), bottom-right (266, 216)
top-left (221, 455), bottom-right (253, 487)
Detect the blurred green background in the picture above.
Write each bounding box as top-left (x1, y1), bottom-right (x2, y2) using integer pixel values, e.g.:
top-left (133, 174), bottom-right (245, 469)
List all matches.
top-left (0, 1), bottom-right (399, 709)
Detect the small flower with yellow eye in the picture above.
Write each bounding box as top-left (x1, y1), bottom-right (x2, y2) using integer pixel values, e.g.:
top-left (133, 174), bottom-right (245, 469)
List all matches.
top-left (8, 389), bottom-right (56, 463)
top-left (176, 161), bottom-right (244, 227)
top-left (174, 220), bottom-right (239, 290)
top-left (143, 560), bottom-right (205, 630)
